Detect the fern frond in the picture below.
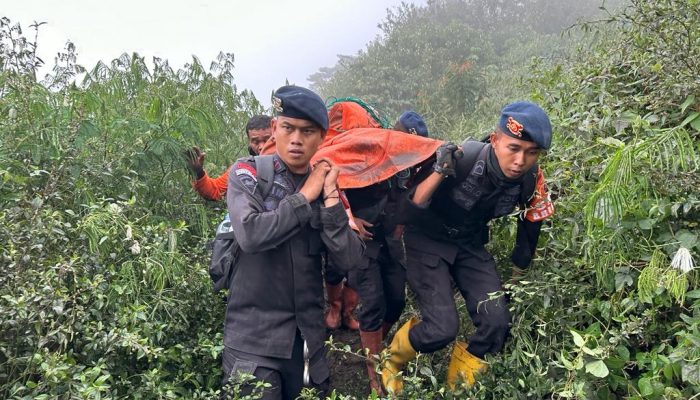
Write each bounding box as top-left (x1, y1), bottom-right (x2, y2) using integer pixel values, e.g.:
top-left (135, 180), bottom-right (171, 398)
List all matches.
top-left (585, 127), bottom-right (698, 233)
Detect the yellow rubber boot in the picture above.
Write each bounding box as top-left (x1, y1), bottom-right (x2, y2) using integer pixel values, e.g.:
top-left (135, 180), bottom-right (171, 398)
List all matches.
top-left (446, 341), bottom-right (487, 390)
top-left (380, 317), bottom-right (419, 395)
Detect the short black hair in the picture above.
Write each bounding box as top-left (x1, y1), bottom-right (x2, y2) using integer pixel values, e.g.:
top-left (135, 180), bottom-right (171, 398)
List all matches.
top-left (245, 115), bottom-right (272, 135)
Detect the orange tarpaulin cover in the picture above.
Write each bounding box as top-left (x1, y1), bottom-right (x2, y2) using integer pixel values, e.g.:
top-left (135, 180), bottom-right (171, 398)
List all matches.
top-left (326, 101), bottom-right (383, 142)
top-left (316, 128), bottom-right (442, 189)
top-left (259, 100), bottom-right (384, 155)
top-left (192, 102), bottom-right (440, 200)
top-left (259, 100), bottom-right (442, 189)
top-left (262, 128), bottom-right (443, 189)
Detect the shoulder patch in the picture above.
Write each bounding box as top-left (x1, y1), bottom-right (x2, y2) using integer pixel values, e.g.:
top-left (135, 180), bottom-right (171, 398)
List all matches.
top-left (234, 161), bottom-right (258, 194)
top-left (235, 162), bottom-right (257, 181)
top-left (523, 167), bottom-right (554, 222)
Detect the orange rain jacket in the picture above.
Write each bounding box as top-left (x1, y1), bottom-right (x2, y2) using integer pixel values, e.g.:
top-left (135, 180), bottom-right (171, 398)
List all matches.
top-left (192, 168), bottom-right (231, 201)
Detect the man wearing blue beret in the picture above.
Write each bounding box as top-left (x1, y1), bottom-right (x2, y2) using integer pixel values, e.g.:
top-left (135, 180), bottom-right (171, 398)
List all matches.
top-left (223, 85), bottom-right (364, 399)
top-left (381, 101), bottom-right (555, 393)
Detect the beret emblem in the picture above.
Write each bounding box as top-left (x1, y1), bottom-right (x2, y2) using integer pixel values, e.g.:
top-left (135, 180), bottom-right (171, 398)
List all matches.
top-left (506, 117), bottom-right (523, 137)
top-left (271, 96), bottom-right (283, 113)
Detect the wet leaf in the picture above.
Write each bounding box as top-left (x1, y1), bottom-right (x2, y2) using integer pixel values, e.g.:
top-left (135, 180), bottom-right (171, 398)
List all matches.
top-left (585, 360), bottom-right (609, 378)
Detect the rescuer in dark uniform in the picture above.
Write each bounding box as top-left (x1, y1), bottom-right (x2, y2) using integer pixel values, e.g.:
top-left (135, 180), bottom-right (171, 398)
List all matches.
top-left (223, 85), bottom-right (364, 400)
top-left (345, 110), bottom-right (431, 396)
top-left (381, 102), bottom-right (555, 394)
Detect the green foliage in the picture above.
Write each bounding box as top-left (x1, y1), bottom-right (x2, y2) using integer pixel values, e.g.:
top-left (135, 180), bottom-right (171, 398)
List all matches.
top-left (309, 0), bottom-right (614, 134)
top-left (3, 0), bottom-right (700, 398)
top-left (310, 2), bottom-right (494, 122)
top-left (498, 0), bottom-right (700, 398)
top-left (318, 0), bottom-right (700, 398)
top-left (0, 17), bottom-right (262, 399)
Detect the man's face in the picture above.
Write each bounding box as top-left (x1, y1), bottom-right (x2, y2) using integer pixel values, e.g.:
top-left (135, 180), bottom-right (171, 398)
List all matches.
top-left (490, 131), bottom-right (542, 179)
top-left (273, 116), bottom-right (325, 173)
top-left (247, 127), bottom-right (273, 155)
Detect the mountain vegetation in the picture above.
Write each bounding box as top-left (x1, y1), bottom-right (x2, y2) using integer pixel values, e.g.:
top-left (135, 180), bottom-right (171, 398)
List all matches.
top-left (2, 0), bottom-right (699, 398)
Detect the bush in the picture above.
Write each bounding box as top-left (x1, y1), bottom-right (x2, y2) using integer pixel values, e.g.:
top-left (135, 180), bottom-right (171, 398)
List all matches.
top-left (3, 0), bottom-right (700, 397)
top-left (1, 18), bottom-right (259, 399)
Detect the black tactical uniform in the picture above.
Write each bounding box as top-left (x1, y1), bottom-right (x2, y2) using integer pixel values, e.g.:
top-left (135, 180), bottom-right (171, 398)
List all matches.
top-left (223, 154), bottom-right (363, 399)
top-left (381, 101), bottom-right (553, 394)
top-left (324, 264), bottom-right (346, 286)
top-left (399, 144), bottom-right (542, 358)
top-left (346, 178), bottom-right (407, 333)
top-left (346, 112), bottom-right (430, 335)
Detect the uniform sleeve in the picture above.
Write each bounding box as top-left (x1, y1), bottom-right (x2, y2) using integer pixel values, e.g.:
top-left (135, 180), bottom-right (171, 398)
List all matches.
top-left (512, 166), bottom-right (553, 268)
top-left (192, 167), bottom-right (231, 201)
top-left (227, 161), bottom-right (312, 253)
top-left (320, 202), bottom-right (364, 271)
top-left (510, 218), bottom-right (542, 269)
top-left (394, 163), bottom-right (443, 226)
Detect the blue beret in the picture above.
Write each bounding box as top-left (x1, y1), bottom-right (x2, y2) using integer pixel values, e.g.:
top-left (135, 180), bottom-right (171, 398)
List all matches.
top-left (271, 85), bottom-right (328, 131)
top-left (398, 111), bottom-right (429, 137)
top-left (498, 101), bottom-right (552, 150)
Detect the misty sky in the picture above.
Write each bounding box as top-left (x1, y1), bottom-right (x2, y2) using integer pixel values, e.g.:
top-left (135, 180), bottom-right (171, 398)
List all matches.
top-left (4, 0), bottom-right (426, 106)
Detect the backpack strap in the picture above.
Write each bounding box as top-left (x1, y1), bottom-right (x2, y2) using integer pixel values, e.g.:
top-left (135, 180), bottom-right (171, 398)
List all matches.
top-left (454, 139), bottom-right (488, 183)
top-left (254, 155), bottom-right (275, 199)
top-left (209, 155), bottom-right (274, 294)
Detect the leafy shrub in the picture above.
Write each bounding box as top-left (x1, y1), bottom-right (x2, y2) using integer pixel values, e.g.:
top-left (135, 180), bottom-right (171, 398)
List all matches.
top-left (3, 0), bottom-right (700, 398)
top-left (1, 17), bottom-right (260, 399)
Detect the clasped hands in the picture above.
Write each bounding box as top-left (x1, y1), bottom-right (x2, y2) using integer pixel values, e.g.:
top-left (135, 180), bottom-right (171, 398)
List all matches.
top-left (299, 158), bottom-right (340, 204)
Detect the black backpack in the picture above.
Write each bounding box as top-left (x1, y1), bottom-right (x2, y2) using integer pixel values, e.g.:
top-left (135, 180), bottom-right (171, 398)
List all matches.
top-left (209, 155), bottom-right (275, 292)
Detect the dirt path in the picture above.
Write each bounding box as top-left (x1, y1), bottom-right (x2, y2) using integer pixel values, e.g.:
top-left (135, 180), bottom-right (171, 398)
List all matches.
top-left (327, 328), bottom-right (371, 398)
